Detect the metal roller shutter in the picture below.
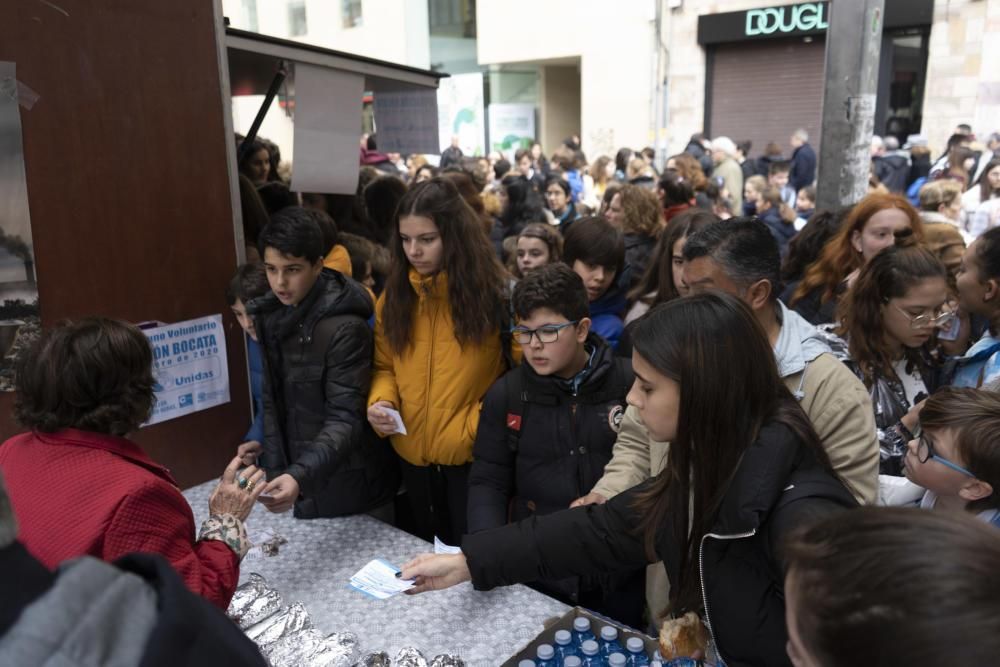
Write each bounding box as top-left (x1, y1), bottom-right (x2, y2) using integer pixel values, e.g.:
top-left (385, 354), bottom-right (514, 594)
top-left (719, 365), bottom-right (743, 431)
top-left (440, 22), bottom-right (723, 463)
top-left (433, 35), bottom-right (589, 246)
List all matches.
top-left (708, 37), bottom-right (826, 155)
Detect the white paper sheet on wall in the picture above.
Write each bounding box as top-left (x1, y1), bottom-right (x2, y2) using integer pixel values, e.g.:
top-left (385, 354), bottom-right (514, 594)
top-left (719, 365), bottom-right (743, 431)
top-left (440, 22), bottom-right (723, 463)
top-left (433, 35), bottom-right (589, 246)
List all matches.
top-left (290, 63), bottom-right (364, 195)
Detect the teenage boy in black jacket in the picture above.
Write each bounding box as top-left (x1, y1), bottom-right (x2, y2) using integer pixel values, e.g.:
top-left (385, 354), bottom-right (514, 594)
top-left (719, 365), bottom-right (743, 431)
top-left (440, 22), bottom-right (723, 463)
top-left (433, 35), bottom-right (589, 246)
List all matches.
top-left (466, 263), bottom-right (643, 626)
top-left (242, 207), bottom-right (398, 520)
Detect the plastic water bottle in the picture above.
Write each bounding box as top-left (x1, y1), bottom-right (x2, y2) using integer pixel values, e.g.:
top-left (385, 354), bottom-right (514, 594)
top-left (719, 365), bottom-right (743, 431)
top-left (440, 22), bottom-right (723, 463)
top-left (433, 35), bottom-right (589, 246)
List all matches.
top-left (625, 637), bottom-right (650, 667)
top-left (580, 639), bottom-right (602, 667)
top-left (572, 617), bottom-right (596, 648)
top-left (607, 653), bottom-right (627, 667)
top-left (564, 658), bottom-right (583, 667)
top-left (598, 626), bottom-right (624, 665)
top-left (535, 643), bottom-right (556, 667)
top-left (554, 629), bottom-right (580, 663)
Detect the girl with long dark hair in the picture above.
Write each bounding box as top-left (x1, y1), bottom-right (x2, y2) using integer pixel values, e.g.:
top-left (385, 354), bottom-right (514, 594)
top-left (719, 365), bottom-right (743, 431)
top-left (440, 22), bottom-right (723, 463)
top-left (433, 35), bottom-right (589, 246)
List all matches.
top-left (367, 178), bottom-right (512, 544)
top-left (624, 209), bottom-right (718, 325)
top-left (399, 292), bottom-right (856, 666)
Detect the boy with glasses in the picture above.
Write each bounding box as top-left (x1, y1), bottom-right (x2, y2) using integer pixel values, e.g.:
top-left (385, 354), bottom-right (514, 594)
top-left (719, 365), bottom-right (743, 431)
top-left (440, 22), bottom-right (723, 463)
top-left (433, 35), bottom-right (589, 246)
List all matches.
top-left (902, 386), bottom-right (1000, 527)
top-left (466, 263), bottom-right (643, 625)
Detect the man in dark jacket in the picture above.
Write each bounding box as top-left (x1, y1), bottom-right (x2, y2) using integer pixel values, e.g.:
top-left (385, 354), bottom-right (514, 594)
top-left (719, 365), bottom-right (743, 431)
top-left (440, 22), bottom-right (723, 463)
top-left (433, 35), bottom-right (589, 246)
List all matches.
top-left (872, 135), bottom-right (911, 193)
top-left (0, 473), bottom-right (267, 666)
top-left (246, 207), bottom-right (399, 520)
top-left (684, 132), bottom-right (714, 175)
top-left (440, 135), bottom-right (464, 169)
top-left (788, 129), bottom-right (817, 191)
top-left (467, 264), bottom-right (642, 625)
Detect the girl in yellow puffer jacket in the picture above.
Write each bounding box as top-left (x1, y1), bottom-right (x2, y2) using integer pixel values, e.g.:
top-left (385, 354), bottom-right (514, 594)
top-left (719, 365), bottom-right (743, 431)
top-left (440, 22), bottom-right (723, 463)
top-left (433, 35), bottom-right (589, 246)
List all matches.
top-left (367, 178), bottom-right (514, 545)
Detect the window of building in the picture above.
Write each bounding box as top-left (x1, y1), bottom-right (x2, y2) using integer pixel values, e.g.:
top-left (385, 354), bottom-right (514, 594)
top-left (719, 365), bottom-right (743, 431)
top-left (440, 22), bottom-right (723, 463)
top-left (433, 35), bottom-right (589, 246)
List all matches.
top-left (288, 1), bottom-right (307, 37)
top-left (239, 0), bottom-right (258, 32)
top-left (429, 0), bottom-right (475, 38)
top-left (342, 0), bottom-right (363, 29)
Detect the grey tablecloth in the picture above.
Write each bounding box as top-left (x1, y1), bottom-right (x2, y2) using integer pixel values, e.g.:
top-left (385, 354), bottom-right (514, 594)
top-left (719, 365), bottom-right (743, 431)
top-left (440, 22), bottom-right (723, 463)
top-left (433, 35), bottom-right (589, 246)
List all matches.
top-left (183, 481), bottom-right (569, 666)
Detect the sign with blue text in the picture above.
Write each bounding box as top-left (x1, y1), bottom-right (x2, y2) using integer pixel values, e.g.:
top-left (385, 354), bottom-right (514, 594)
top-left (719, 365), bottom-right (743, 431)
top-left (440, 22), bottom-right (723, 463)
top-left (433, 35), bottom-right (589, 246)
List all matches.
top-left (143, 314), bottom-right (230, 426)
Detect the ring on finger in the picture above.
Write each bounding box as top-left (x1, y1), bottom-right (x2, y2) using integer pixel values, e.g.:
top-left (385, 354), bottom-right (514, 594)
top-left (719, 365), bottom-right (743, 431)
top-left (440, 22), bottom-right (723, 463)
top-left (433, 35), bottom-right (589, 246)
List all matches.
top-left (237, 476), bottom-right (248, 489)
top-left (245, 479), bottom-right (256, 493)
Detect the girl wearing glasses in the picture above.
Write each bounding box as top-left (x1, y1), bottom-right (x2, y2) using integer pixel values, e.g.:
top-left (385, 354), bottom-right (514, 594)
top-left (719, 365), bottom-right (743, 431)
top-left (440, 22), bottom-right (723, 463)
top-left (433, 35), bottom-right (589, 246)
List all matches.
top-left (366, 178), bottom-right (514, 545)
top-left (901, 387), bottom-right (1000, 527)
top-left (822, 235), bottom-right (950, 475)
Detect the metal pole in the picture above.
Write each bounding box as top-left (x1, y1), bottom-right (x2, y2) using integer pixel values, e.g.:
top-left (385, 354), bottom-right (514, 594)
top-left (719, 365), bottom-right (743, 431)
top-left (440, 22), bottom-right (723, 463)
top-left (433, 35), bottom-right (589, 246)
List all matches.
top-left (237, 60), bottom-right (288, 165)
top-left (815, 0), bottom-right (885, 211)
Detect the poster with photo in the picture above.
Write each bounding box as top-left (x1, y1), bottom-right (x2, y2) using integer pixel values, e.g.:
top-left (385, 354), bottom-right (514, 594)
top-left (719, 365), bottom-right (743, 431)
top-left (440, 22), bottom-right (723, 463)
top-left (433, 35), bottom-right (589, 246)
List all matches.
top-left (0, 62), bottom-right (40, 392)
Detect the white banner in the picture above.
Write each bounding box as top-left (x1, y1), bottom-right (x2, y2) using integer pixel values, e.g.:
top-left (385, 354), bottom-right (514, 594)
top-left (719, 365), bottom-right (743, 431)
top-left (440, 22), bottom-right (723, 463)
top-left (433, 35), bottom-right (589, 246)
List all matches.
top-left (436, 72), bottom-right (485, 156)
top-left (144, 314), bottom-right (230, 426)
top-left (290, 63), bottom-right (365, 195)
top-left (487, 103), bottom-right (535, 162)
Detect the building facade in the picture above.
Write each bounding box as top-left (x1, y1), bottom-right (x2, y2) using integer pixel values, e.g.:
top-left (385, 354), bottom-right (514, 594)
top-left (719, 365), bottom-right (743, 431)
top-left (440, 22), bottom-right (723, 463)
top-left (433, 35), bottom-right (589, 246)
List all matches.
top-left (478, 0), bottom-right (1000, 162)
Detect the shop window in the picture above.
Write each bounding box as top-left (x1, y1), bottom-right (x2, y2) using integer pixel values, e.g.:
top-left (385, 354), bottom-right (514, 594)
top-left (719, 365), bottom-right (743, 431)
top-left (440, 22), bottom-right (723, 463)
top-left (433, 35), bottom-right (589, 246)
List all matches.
top-left (288, 1), bottom-right (307, 36)
top-left (342, 0), bottom-right (363, 28)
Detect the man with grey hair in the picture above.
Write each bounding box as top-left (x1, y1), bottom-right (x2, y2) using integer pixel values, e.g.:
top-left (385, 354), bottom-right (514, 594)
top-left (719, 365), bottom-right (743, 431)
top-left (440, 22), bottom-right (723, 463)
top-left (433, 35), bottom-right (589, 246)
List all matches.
top-left (874, 135), bottom-right (911, 193)
top-left (789, 128), bottom-right (816, 191)
top-left (710, 136), bottom-right (744, 213)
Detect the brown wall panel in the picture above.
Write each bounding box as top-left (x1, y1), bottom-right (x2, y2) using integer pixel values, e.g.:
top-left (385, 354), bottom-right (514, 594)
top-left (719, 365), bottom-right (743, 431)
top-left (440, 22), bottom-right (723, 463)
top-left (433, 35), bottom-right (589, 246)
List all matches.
top-left (0, 0), bottom-right (249, 488)
top-left (709, 37), bottom-right (826, 158)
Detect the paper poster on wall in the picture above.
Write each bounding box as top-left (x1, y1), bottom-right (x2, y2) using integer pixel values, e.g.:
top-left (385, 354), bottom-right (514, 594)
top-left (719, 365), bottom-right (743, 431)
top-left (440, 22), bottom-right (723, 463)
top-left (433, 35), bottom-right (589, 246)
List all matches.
top-left (144, 314), bottom-right (230, 426)
top-left (290, 63), bottom-right (365, 195)
top-left (488, 103), bottom-right (535, 162)
top-left (436, 72), bottom-right (485, 156)
top-left (372, 85), bottom-right (439, 156)
top-left (0, 62), bottom-right (40, 392)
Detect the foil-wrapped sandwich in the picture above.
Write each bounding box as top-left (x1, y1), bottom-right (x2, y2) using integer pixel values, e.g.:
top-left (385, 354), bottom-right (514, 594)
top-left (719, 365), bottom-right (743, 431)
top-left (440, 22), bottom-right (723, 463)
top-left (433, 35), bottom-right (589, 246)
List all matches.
top-left (429, 655), bottom-right (466, 667)
top-left (357, 652), bottom-right (391, 667)
top-left (245, 602), bottom-right (312, 654)
top-left (227, 573), bottom-right (283, 630)
top-left (394, 647), bottom-right (428, 667)
top-left (267, 628), bottom-right (359, 667)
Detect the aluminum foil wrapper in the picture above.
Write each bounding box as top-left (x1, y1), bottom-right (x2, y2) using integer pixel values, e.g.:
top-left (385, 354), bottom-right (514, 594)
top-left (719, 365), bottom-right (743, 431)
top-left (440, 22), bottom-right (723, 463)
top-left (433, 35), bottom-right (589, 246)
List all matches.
top-left (246, 602), bottom-right (312, 653)
top-left (430, 655), bottom-right (465, 667)
top-left (357, 652), bottom-right (391, 667)
top-left (259, 533), bottom-right (288, 556)
top-left (227, 573), bottom-right (283, 629)
top-left (267, 628), bottom-right (359, 667)
top-left (395, 647), bottom-right (428, 667)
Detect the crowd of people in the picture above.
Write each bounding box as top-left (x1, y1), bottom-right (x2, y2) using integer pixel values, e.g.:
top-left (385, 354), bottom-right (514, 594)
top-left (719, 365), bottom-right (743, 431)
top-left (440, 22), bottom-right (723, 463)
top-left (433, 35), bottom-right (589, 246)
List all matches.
top-left (2, 123), bottom-right (1000, 666)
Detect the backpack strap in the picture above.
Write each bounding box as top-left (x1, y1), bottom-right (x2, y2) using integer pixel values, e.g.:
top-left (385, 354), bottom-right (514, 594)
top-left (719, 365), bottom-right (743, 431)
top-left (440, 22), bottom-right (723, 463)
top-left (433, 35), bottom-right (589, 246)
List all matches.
top-left (504, 366), bottom-right (526, 454)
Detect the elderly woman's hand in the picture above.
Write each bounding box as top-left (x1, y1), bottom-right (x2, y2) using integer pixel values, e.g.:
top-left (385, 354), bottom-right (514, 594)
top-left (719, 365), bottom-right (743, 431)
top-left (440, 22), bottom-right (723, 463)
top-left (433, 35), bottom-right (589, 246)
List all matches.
top-left (208, 456), bottom-right (266, 522)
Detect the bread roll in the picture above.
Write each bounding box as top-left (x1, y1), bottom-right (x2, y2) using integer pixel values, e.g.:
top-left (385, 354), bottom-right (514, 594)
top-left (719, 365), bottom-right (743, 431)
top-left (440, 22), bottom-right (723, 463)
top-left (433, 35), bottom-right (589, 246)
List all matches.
top-left (658, 611), bottom-right (709, 659)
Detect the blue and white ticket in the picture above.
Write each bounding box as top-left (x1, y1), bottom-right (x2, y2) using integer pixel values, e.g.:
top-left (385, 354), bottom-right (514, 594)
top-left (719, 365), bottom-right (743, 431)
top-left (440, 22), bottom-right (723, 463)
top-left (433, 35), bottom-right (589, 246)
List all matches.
top-left (349, 558), bottom-right (414, 600)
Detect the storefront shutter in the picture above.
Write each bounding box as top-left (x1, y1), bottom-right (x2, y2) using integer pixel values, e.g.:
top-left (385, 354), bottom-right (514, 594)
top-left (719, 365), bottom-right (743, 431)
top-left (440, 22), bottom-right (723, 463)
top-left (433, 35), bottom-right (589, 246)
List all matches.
top-left (708, 37), bottom-right (826, 156)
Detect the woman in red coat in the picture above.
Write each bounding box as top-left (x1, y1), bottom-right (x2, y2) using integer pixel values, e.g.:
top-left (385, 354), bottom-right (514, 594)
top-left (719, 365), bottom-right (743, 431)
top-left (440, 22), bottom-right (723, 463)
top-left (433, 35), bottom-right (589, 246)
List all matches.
top-left (0, 318), bottom-right (266, 609)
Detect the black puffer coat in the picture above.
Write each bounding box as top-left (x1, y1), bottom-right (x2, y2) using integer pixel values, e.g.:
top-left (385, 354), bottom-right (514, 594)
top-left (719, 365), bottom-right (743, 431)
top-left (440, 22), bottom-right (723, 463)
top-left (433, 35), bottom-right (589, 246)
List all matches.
top-left (467, 335), bottom-right (633, 532)
top-left (251, 269), bottom-right (399, 519)
top-left (462, 421), bottom-right (857, 667)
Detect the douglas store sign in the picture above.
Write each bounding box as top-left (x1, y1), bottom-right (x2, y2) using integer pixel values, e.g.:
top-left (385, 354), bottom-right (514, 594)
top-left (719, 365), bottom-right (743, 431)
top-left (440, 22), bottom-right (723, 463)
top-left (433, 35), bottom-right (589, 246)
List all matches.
top-left (697, 0), bottom-right (927, 45)
top-left (745, 3), bottom-right (828, 37)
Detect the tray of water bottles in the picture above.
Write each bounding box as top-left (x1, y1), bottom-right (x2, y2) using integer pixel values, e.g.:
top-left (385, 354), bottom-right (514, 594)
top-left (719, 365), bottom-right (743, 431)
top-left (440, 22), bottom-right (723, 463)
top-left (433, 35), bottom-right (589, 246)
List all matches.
top-left (502, 606), bottom-right (708, 667)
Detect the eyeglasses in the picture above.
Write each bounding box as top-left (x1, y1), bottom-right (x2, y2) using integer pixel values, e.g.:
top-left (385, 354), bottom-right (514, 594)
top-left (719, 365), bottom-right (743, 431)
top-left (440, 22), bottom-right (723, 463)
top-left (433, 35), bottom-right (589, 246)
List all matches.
top-left (915, 432), bottom-right (976, 477)
top-left (890, 303), bottom-right (955, 330)
top-left (511, 320), bottom-right (578, 345)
